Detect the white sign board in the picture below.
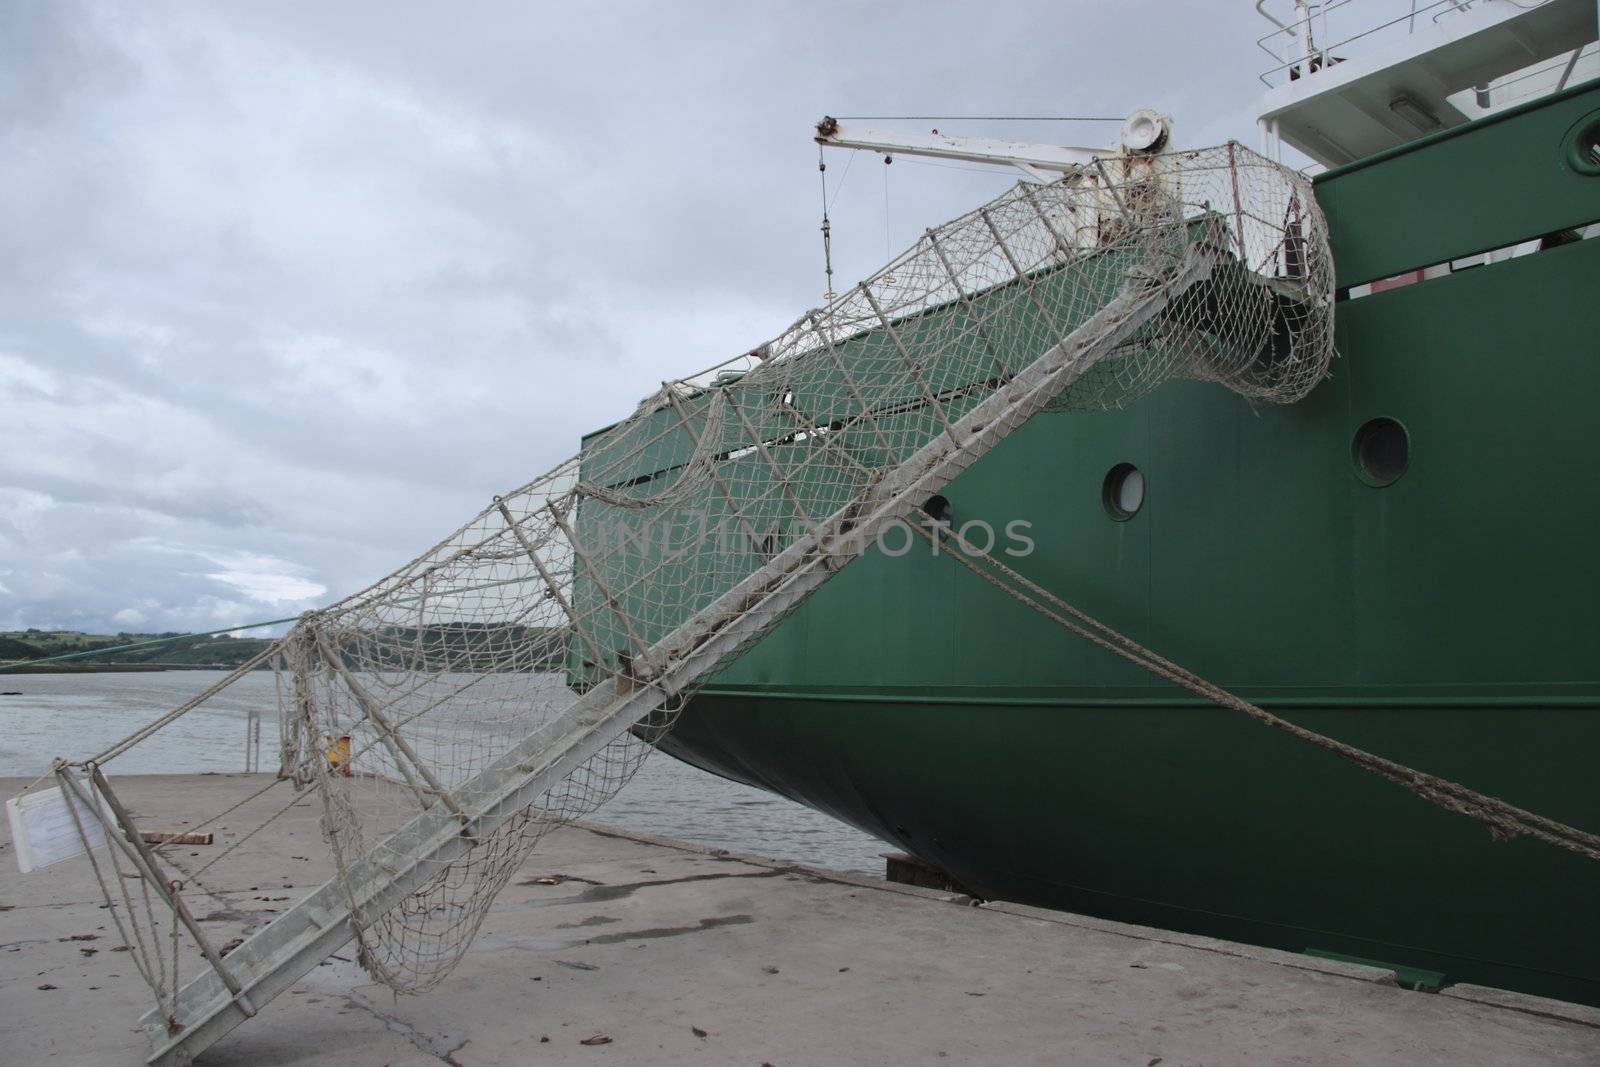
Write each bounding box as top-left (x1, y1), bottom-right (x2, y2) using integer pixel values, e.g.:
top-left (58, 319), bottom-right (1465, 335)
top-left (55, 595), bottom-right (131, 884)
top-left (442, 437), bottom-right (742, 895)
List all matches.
top-left (7, 783), bottom-right (108, 874)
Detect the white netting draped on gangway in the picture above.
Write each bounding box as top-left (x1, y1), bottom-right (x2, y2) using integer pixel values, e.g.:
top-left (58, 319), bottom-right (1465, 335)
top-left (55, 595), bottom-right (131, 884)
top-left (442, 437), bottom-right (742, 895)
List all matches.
top-left (273, 143), bottom-right (1333, 993)
top-left (40, 143), bottom-right (1334, 1059)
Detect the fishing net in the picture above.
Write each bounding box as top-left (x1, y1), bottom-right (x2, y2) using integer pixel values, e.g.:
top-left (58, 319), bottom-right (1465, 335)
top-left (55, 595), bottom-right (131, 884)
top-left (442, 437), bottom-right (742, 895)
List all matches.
top-left (269, 142), bottom-right (1333, 993)
top-left (38, 142), bottom-right (1335, 1032)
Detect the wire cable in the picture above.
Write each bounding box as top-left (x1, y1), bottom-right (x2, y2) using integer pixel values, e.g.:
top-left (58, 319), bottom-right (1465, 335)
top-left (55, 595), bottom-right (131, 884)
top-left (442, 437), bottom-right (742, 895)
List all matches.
top-left (832, 114), bottom-right (1123, 122)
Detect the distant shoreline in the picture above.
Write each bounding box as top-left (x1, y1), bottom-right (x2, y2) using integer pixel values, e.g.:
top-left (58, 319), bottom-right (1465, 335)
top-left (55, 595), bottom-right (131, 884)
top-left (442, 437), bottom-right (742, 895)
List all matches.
top-left (1, 628), bottom-right (277, 674)
top-left (0, 662), bottom-right (271, 675)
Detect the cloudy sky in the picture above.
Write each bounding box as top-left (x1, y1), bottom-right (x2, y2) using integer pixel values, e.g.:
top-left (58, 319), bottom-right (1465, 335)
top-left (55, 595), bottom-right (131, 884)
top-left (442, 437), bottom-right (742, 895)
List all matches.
top-left (1, 1), bottom-right (1281, 636)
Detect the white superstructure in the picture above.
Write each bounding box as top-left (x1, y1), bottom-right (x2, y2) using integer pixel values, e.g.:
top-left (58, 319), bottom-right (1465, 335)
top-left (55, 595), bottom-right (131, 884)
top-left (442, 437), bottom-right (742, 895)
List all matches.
top-left (1254, 0), bottom-right (1599, 166)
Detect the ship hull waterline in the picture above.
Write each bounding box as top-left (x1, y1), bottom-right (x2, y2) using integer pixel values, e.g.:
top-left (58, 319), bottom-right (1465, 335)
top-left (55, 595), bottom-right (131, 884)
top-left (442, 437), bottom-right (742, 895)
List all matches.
top-left (660, 690), bottom-right (1600, 1007)
top-left (635, 81), bottom-right (1600, 1009)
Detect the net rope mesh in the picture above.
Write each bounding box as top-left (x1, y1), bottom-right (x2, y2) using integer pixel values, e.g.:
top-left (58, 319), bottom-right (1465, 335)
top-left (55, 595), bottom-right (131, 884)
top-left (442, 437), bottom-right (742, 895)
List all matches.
top-left (145, 143), bottom-right (1340, 998)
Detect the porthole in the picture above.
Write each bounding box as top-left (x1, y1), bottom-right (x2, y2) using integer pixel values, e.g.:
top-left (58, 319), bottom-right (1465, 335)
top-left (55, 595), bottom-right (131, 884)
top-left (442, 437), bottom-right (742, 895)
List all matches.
top-left (1102, 463), bottom-right (1145, 521)
top-left (1352, 417), bottom-right (1410, 487)
top-left (1563, 112), bottom-right (1600, 177)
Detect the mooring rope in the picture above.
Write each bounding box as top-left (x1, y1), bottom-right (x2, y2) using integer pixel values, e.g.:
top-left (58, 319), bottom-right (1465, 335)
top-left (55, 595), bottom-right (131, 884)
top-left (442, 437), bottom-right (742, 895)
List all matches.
top-left (916, 522), bottom-right (1600, 863)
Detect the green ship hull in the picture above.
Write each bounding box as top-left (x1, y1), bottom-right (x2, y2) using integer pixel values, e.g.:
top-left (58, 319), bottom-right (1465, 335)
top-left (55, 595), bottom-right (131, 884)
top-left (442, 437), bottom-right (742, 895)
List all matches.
top-left (657, 83), bottom-right (1600, 1004)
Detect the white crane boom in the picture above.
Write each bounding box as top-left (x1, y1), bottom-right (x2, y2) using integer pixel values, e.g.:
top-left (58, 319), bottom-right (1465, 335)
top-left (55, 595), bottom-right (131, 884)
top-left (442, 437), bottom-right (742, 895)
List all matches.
top-left (813, 109), bottom-right (1173, 180)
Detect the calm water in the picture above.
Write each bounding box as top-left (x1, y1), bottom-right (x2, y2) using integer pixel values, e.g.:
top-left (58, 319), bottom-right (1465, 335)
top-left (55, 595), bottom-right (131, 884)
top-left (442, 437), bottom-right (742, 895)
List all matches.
top-left (0, 670), bottom-right (888, 874)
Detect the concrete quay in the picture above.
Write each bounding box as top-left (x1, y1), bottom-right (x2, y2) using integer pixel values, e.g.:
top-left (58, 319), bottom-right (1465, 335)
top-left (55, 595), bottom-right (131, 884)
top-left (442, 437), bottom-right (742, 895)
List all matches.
top-left (3, 773), bottom-right (1597, 1065)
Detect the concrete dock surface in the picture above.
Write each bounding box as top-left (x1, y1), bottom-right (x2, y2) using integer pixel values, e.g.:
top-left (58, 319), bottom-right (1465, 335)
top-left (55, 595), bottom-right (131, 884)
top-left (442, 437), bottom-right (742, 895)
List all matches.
top-left (3, 773), bottom-right (1597, 1065)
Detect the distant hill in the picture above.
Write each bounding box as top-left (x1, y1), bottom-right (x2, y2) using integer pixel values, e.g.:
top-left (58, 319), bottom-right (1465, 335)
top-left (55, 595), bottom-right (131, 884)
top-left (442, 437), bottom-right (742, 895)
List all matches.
top-left (0, 625), bottom-right (568, 673)
top-left (0, 635), bottom-right (45, 660)
top-left (0, 629), bottom-right (276, 670)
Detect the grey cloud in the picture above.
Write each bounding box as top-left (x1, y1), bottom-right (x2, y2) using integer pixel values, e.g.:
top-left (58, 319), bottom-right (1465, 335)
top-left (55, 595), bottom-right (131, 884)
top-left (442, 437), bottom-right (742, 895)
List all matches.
top-left (1, 0), bottom-right (1273, 634)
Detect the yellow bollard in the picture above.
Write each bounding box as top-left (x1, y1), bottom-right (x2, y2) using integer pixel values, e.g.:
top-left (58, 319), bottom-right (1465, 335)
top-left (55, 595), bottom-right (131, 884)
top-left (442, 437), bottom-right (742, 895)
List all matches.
top-left (323, 734), bottom-right (353, 777)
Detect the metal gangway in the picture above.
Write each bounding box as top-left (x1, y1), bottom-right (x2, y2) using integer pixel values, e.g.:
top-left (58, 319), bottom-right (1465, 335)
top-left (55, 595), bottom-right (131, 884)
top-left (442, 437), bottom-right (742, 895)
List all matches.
top-left (23, 139), bottom-right (1338, 1065)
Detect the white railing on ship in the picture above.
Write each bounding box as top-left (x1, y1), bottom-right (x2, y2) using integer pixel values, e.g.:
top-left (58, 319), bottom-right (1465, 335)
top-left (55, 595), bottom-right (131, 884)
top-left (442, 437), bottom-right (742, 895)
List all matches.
top-left (1254, 0), bottom-right (1545, 87)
